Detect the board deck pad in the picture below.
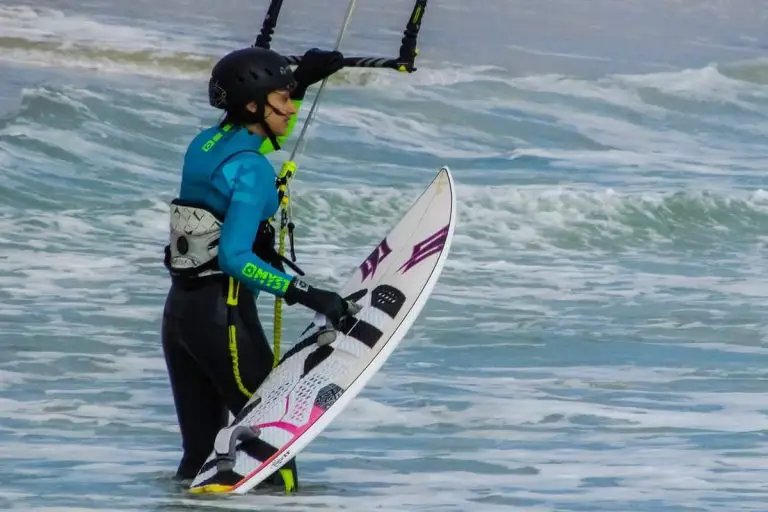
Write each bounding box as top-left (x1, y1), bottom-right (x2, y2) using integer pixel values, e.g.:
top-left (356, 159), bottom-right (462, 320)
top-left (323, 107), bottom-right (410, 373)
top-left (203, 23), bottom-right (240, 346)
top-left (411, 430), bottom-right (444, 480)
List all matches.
top-left (189, 166), bottom-right (456, 495)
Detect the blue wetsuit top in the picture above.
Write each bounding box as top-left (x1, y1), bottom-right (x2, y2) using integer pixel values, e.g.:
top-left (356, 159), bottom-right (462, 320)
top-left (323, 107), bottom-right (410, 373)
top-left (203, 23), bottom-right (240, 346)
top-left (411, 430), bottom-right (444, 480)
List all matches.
top-left (178, 122), bottom-right (295, 297)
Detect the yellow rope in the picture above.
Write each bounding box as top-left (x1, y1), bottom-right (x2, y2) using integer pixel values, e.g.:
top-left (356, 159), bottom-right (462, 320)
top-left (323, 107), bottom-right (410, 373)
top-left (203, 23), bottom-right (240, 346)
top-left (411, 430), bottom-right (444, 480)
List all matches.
top-left (272, 160), bottom-right (296, 367)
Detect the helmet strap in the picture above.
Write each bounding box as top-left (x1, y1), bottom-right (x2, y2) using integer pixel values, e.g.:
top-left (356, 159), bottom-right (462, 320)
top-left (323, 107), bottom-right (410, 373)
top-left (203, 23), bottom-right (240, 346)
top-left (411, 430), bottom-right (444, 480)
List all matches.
top-left (260, 101), bottom-right (288, 151)
top-left (232, 97), bottom-right (283, 151)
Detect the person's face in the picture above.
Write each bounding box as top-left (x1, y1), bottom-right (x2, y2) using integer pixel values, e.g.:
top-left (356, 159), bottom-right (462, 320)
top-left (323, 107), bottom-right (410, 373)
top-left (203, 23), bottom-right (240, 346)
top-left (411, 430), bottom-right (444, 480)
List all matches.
top-left (245, 89), bottom-right (296, 135)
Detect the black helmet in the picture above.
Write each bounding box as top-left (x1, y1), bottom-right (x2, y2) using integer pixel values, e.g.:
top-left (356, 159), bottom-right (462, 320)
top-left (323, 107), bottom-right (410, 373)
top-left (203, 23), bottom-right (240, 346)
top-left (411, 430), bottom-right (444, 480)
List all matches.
top-left (208, 47), bottom-right (296, 149)
top-left (208, 47), bottom-right (295, 111)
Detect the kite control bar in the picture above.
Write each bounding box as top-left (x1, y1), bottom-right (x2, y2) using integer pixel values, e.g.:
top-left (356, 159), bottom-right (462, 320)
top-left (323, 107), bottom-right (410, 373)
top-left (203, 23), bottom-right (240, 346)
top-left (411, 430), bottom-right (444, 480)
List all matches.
top-left (283, 55), bottom-right (417, 73)
top-left (254, 0), bottom-right (428, 73)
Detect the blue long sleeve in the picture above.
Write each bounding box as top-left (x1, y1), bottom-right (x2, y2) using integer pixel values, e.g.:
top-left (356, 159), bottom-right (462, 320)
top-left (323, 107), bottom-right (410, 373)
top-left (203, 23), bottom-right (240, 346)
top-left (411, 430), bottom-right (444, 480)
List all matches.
top-left (216, 158), bottom-right (293, 297)
top-left (178, 124), bottom-right (295, 296)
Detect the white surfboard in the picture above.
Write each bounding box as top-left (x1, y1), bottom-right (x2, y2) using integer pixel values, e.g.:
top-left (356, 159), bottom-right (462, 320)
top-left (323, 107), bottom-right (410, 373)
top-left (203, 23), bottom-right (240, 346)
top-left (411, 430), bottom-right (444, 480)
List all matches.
top-left (189, 166), bottom-right (456, 495)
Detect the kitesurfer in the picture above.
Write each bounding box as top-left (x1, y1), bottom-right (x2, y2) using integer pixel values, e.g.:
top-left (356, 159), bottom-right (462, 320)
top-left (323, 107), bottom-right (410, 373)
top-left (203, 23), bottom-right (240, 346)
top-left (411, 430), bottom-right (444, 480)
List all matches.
top-left (161, 46), bottom-right (354, 489)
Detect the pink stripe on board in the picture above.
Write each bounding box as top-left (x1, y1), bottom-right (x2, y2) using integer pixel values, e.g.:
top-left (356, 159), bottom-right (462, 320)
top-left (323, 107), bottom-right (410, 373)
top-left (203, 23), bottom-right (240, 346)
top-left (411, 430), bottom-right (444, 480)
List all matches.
top-left (252, 420), bottom-right (300, 435)
top-left (243, 404), bottom-right (329, 485)
top-left (252, 405), bottom-right (326, 437)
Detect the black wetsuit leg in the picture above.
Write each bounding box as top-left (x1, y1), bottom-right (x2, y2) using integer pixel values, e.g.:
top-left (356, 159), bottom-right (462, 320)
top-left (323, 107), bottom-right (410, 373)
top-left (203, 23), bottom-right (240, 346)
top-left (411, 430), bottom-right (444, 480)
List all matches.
top-left (161, 277), bottom-right (297, 485)
top-left (162, 311), bottom-right (227, 478)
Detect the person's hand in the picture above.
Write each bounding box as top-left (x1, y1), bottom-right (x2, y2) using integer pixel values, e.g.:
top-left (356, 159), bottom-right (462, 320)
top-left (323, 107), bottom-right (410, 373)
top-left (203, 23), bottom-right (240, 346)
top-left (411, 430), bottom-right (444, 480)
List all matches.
top-left (291, 48), bottom-right (344, 100)
top-left (283, 277), bottom-right (361, 329)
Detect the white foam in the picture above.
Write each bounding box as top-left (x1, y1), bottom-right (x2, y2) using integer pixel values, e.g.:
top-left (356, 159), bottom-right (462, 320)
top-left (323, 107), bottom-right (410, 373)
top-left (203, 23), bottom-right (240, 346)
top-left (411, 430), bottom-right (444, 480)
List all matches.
top-left (0, 6), bottom-right (206, 56)
top-left (317, 106), bottom-right (500, 159)
top-left (615, 63), bottom-right (768, 104)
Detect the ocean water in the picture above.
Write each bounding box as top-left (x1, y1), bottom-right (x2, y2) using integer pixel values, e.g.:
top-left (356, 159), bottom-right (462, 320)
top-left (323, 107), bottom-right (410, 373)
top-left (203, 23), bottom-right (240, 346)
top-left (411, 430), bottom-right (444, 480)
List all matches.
top-left (1, 0), bottom-right (768, 510)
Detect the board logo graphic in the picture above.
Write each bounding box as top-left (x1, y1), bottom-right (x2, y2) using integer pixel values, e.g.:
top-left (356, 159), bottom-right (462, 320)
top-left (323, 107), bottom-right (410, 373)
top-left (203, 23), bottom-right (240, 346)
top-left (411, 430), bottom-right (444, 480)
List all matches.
top-left (399, 225), bottom-right (449, 274)
top-left (360, 238), bottom-right (392, 281)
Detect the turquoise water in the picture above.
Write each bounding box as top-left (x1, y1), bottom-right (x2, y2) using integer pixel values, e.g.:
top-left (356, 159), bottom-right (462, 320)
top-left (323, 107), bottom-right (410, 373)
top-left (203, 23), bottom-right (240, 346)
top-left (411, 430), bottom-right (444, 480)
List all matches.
top-left (1, 1), bottom-right (768, 510)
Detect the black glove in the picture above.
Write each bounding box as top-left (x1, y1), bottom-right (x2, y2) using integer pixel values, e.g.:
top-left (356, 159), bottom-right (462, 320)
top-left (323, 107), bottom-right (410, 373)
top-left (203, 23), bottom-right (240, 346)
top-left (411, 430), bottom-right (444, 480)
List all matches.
top-left (292, 48), bottom-right (344, 100)
top-left (283, 277), bottom-right (360, 329)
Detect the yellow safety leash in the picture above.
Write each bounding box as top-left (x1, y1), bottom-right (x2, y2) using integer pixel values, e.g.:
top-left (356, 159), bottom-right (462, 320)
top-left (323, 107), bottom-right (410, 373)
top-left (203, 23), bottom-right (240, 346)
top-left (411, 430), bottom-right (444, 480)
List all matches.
top-left (272, 159), bottom-right (296, 367)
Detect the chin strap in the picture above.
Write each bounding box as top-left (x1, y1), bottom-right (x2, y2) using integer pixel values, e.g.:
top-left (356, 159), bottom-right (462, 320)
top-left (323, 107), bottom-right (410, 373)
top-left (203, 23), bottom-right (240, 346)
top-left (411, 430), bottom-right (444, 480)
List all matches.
top-left (254, 102), bottom-right (282, 151)
top-left (261, 123), bottom-right (281, 151)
